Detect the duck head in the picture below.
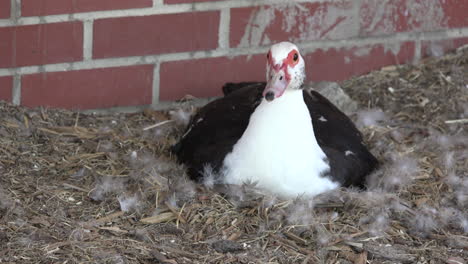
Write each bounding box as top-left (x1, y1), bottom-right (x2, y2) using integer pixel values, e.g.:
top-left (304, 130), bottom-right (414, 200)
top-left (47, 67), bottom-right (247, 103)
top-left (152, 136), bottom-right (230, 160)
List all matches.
top-left (263, 42), bottom-right (306, 102)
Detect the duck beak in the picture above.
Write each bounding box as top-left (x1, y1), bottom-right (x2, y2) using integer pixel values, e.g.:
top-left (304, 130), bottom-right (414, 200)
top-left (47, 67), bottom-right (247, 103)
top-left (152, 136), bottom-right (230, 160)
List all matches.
top-left (263, 68), bottom-right (289, 102)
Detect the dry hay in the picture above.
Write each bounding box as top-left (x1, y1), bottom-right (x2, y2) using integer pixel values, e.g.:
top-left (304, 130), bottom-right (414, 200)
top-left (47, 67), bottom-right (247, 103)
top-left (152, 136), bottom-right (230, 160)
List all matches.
top-left (0, 47), bottom-right (467, 264)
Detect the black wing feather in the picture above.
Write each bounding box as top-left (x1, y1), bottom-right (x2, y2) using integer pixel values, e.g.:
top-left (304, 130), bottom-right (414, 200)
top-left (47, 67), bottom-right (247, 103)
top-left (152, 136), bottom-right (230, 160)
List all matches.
top-left (222, 82), bottom-right (264, 96)
top-left (303, 89), bottom-right (378, 187)
top-left (173, 83), bottom-right (264, 181)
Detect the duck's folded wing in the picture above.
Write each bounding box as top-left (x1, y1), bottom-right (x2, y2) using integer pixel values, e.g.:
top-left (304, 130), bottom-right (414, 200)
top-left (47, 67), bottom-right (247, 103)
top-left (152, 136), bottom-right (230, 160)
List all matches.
top-left (303, 89), bottom-right (378, 187)
top-left (173, 84), bottom-right (264, 180)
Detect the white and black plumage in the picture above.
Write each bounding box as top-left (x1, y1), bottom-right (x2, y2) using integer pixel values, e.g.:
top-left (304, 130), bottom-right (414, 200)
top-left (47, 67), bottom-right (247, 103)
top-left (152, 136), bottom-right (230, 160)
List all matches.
top-left (172, 42), bottom-right (378, 198)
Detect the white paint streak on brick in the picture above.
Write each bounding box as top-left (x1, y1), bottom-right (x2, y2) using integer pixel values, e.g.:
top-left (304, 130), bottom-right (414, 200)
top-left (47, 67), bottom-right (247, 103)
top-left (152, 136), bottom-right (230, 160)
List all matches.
top-left (352, 0), bottom-right (362, 35)
top-left (218, 8), bottom-right (230, 49)
top-left (297, 2), bottom-right (357, 41)
top-left (152, 63), bottom-right (160, 105)
top-left (428, 41), bottom-right (445, 57)
top-left (363, 0), bottom-right (446, 35)
top-left (362, 0), bottom-right (387, 34)
top-left (83, 20), bottom-right (94, 60)
top-left (407, 0), bottom-right (446, 31)
top-left (238, 5), bottom-right (275, 48)
top-left (12, 74), bottom-right (21, 105)
top-left (353, 46), bottom-right (372, 57)
top-left (383, 42), bottom-right (402, 56)
top-left (344, 56), bottom-right (351, 64)
top-left (236, 2), bottom-right (357, 48)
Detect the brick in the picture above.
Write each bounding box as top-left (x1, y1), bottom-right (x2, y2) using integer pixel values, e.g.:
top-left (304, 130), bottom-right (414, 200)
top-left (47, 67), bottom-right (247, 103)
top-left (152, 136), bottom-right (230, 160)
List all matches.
top-left (360, 0), bottom-right (468, 36)
top-left (230, 1), bottom-right (356, 48)
top-left (165, 0), bottom-right (226, 3)
top-left (422, 37), bottom-right (468, 58)
top-left (21, 0), bottom-right (152, 17)
top-left (21, 65), bottom-right (153, 109)
top-left (441, 0), bottom-right (468, 28)
top-left (93, 12), bottom-right (219, 59)
top-left (0, 22), bottom-right (83, 68)
top-left (0, 0), bottom-right (10, 19)
top-left (160, 55), bottom-right (265, 101)
top-left (0, 76), bottom-right (12, 102)
top-left (305, 42), bottom-right (415, 82)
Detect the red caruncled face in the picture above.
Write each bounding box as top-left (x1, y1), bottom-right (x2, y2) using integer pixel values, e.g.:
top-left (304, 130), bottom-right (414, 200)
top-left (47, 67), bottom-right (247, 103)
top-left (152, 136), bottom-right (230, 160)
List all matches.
top-left (263, 49), bottom-right (300, 102)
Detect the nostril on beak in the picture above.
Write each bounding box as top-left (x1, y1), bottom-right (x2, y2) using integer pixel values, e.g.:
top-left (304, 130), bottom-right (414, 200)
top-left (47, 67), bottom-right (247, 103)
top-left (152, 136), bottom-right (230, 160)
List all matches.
top-left (265, 91), bottom-right (275, 102)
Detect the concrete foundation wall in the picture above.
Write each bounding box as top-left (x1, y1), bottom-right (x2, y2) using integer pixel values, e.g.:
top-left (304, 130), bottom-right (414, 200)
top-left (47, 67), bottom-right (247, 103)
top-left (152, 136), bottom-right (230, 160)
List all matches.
top-left (0, 0), bottom-right (467, 110)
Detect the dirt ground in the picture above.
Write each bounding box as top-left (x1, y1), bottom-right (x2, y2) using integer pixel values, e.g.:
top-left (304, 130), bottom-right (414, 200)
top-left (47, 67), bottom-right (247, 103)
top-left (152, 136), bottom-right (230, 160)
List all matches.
top-left (0, 46), bottom-right (467, 264)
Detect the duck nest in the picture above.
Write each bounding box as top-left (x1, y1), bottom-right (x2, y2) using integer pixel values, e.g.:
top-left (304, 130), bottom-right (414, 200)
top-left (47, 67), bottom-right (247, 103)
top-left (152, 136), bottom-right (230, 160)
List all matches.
top-left (0, 46), bottom-right (467, 263)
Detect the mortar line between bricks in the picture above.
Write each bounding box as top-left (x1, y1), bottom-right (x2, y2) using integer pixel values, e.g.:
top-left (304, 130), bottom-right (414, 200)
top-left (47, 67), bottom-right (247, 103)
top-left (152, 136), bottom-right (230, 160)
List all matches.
top-left (218, 8), bottom-right (230, 49)
top-left (0, 0), bottom-right (324, 27)
top-left (10, 0), bottom-right (20, 22)
top-left (413, 40), bottom-right (422, 64)
top-left (9, 0), bottom-right (13, 19)
top-left (16, 0), bottom-right (20, 17)
top-left (83, 20), bottom-right (94, 60)
top-left (12, 74), bottom-right (20, 105)
top-left (152, 62), bottom-right (160, 105)
top-left (1, 27), bottom-right (468, 77)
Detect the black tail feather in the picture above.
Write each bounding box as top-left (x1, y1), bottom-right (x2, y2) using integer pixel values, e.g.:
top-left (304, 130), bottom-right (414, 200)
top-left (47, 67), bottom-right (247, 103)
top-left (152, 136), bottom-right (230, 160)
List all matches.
top-left (222, 82), bottom-right (265, 96)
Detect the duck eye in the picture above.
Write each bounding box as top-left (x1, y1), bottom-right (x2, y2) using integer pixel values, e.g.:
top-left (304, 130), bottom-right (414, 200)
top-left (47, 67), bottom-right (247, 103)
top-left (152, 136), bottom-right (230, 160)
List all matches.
top-left (293, 53), bottom-right (298, 62)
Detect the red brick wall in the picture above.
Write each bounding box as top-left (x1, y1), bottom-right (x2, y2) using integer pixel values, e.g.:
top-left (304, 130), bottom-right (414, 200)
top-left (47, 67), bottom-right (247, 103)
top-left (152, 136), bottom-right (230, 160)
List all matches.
top-left (0, 0), bottom-right (10, 19)
top-left (0, 0), bottom-right (468, 110)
